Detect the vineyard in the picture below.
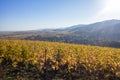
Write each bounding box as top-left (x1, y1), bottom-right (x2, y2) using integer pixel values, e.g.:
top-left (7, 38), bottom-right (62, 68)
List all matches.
top-left (0, 40), bottom-right (120, 80)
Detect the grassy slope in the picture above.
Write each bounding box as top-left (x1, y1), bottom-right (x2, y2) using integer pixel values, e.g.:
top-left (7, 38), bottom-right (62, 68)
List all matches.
top-left (0, 40), bottom-right (120, 80)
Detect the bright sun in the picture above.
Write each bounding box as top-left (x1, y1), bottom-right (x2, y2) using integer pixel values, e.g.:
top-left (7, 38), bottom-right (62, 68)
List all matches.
top-left (96, 0), bottom-right (120, 20)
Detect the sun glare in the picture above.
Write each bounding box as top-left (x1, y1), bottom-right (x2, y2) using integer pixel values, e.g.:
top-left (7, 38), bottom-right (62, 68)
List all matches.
top-left (96, 0), bottom-right (120, 20)
top-left (103, 0), bottom-right (120, 13)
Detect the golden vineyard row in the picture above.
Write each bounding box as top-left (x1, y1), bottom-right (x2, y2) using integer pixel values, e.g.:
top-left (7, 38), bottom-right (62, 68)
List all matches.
top-left (0, 40), bottom-right (120, 80)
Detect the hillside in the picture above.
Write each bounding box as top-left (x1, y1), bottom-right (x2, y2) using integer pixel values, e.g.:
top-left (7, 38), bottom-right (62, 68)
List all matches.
top-left (0, 40), bottom-right (120, 80)
top-left (0, 19), bottom-right (120, 47)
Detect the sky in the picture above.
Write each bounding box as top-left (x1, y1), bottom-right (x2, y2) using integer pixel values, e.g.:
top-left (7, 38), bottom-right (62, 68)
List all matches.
top-left (0, 0), bottom-right (120, 31)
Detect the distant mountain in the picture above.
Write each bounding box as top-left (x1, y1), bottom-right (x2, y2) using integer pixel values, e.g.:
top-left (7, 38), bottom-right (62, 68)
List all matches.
top-left (68, 19), bottom-right (120, 41)
top-left (0, 19), bottom-right (120, 47)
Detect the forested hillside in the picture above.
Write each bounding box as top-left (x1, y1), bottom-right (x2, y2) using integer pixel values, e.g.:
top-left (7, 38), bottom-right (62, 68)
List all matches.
top-left (0, 40), bottom-right (120, 80)
top-left (0, 20), bottom-right (120, 48)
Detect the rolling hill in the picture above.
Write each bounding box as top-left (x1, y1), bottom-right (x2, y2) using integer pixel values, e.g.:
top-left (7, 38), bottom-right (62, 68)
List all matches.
top-left (0, 19), bottom-right (120, 47)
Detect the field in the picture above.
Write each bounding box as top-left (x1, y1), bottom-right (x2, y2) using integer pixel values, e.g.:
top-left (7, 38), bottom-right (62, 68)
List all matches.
top-left (0, 40), bottom-right (120, 80)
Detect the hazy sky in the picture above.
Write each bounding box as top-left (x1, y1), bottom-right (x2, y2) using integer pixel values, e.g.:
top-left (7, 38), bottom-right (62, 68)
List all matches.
top-left (0, 0), bottom-right (120, 31)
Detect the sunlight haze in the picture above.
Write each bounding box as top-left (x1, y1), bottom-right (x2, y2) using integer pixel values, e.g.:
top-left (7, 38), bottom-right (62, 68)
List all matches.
top-left (94, 0), bottom-right (120, 21)
top-left (0, 0), bottom-right (120, 31)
